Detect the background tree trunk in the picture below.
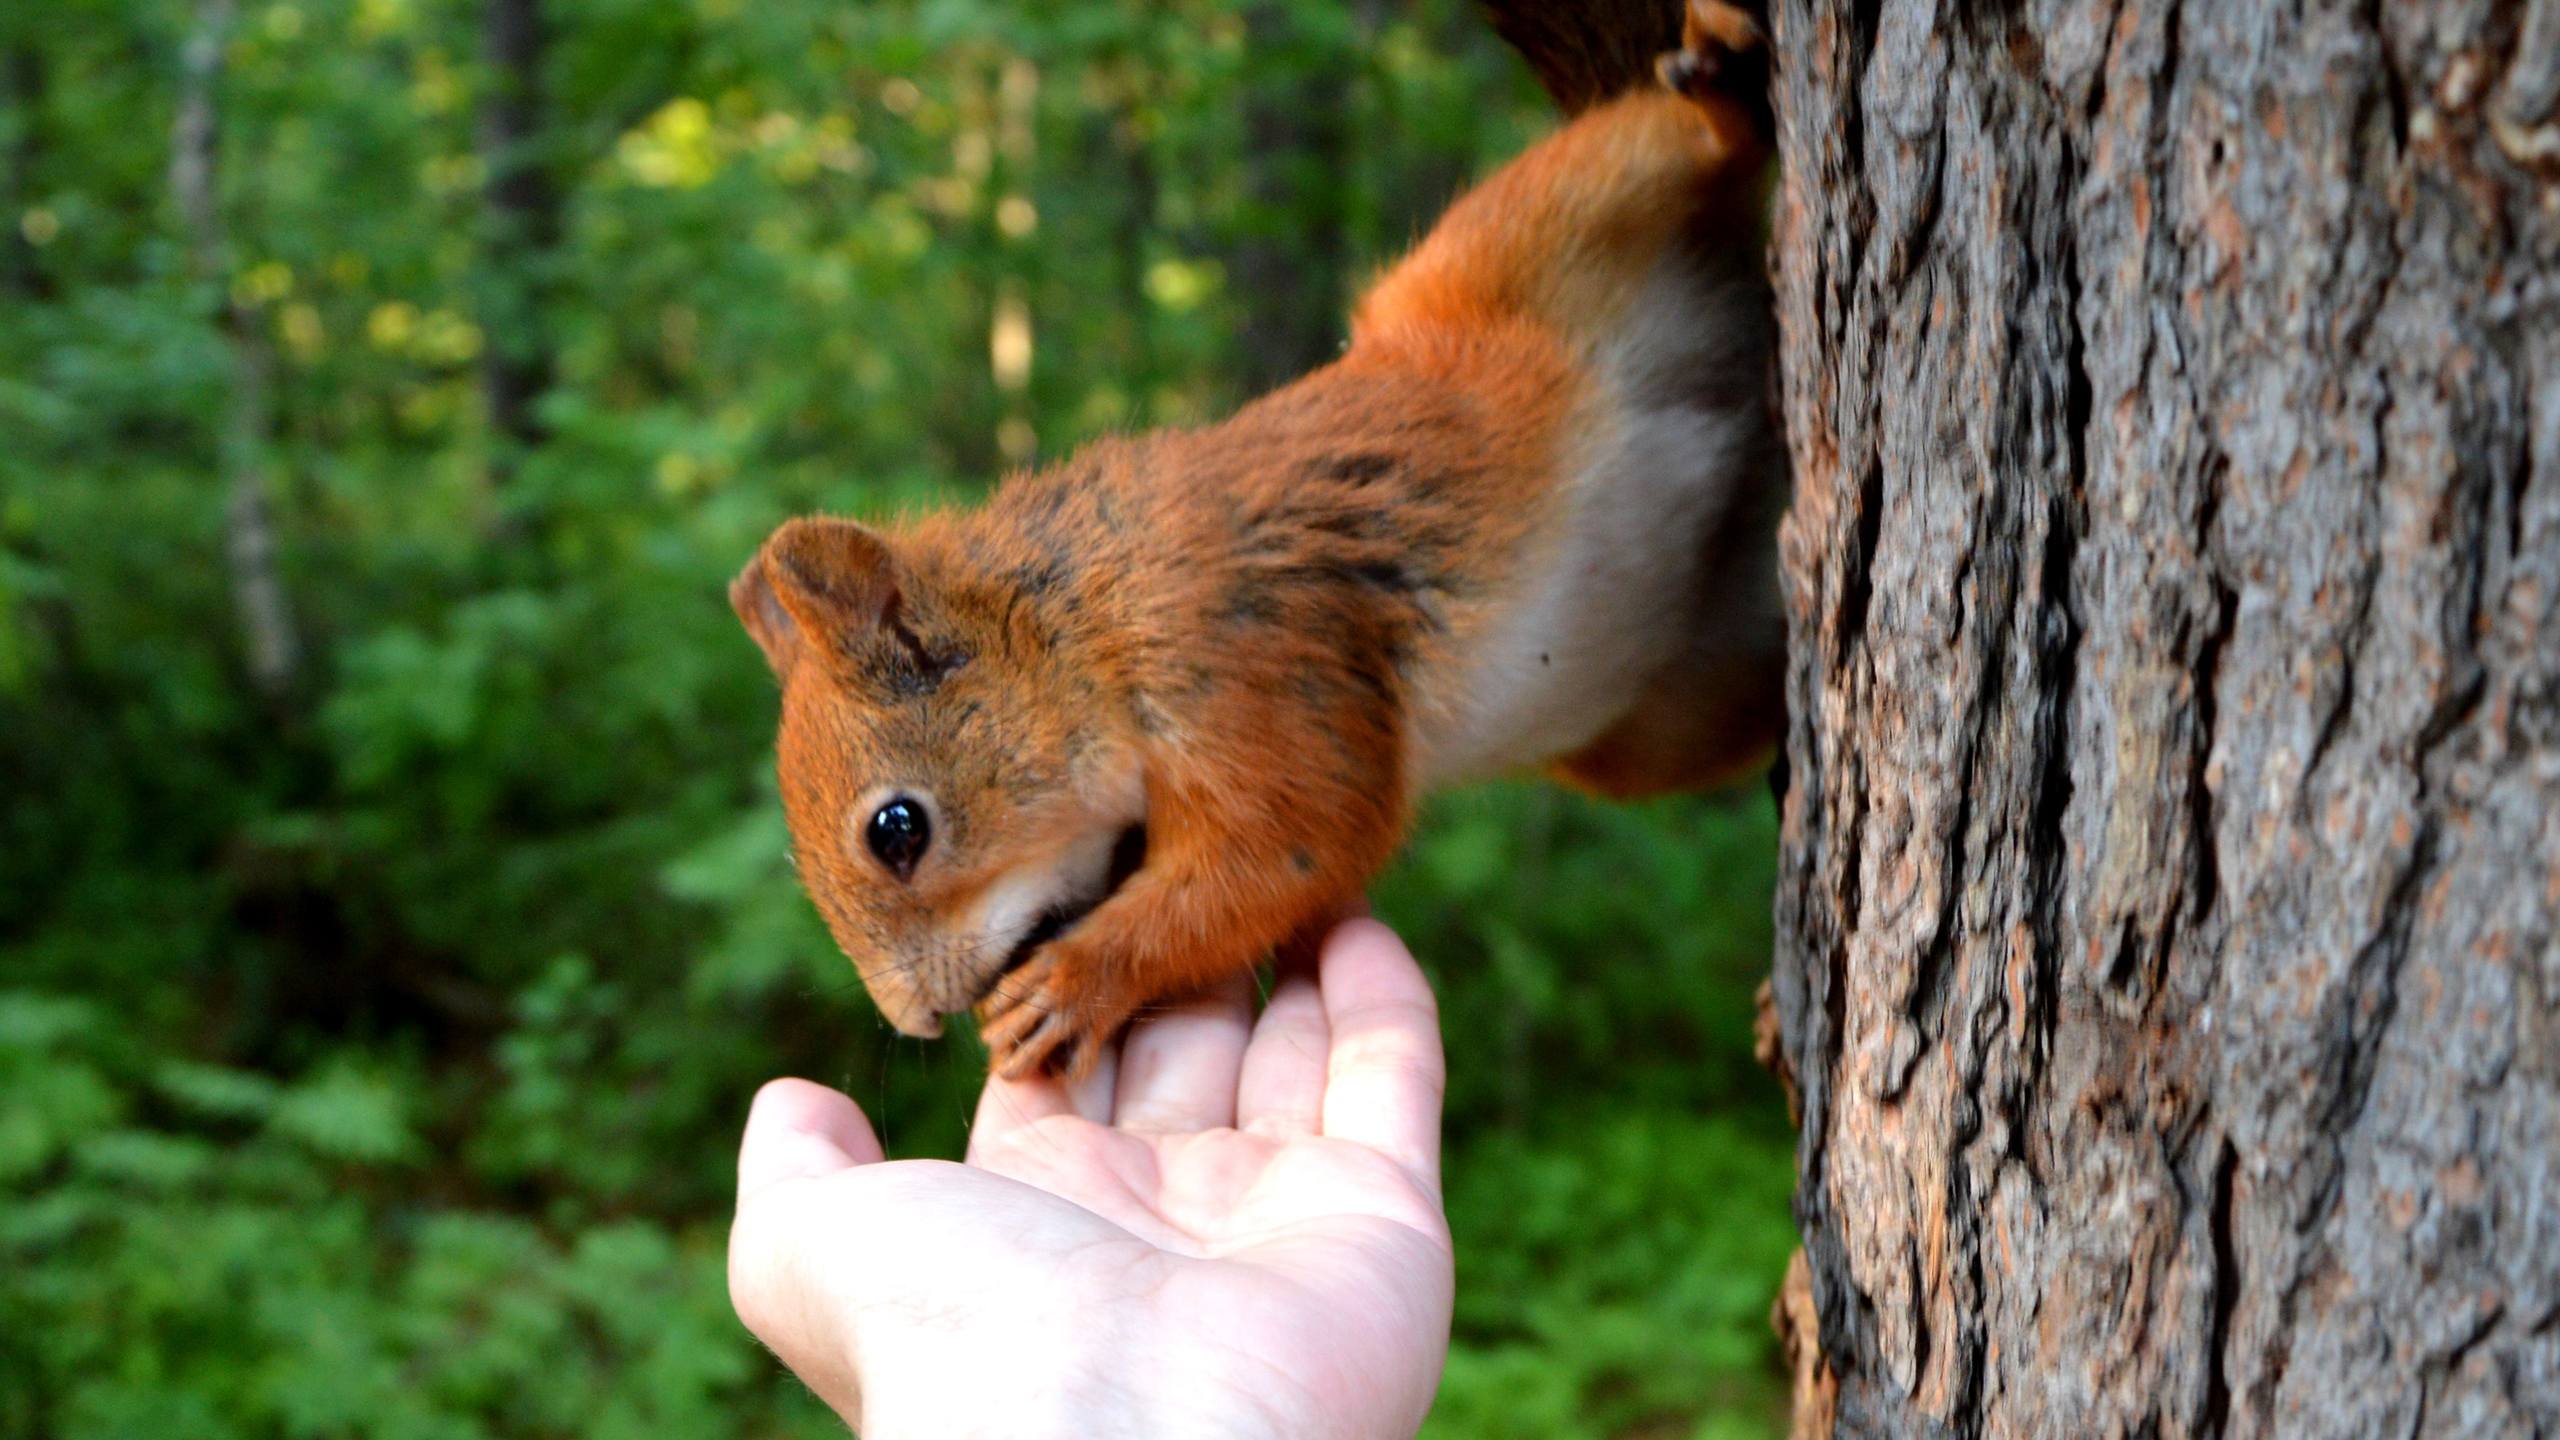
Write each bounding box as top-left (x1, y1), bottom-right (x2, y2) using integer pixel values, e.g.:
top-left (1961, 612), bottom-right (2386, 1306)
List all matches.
top-left (477, 0), bottom-right (558, 483)
top-left (173, 0), bottom-right (301, 705)
top-left (1764, 0), bottom-right (2560, 1435)
top-left (3, 32), bottom-right (51, 302)
top-left (1232, 1), bottom-right (1359, 388)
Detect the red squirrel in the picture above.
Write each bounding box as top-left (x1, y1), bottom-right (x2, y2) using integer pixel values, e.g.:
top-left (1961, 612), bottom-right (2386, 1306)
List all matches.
top-left (731, 0), bottom-right (1782, 1078)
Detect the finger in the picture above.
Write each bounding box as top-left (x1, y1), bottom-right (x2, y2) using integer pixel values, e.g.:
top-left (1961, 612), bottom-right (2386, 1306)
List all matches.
top-left (1063, 1037), bottom-right (1121, 1122)
top-left (736, 1078), bottom-right (884, 1207)
top-left (970, 1069), bottom-right (1069, 1151)
top-left (1317, 919), bottom-right (1446, 1184)
top-left (1110, 973), bottom-right (1254, 1133)
top-left (729, 1080), bottom-right (881, 1424)
top-left (968, 1043), bottom-right (1119, 1159)
top-left (1235, 970), bottom-right (1329, 1135)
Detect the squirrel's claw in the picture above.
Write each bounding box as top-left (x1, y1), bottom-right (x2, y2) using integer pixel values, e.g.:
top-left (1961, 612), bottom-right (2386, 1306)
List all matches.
top-left (977, 947), bottom-right (1118, 1082)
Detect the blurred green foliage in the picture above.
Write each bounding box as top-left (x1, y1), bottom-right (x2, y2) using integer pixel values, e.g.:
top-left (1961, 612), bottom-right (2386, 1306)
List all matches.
top-left (0, 0), bottom-right (1793, 1435)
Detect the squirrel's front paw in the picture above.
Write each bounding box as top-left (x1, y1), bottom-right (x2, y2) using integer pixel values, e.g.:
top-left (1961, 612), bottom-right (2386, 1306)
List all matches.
top-left (975, 941), bottom-right (1139, 1081)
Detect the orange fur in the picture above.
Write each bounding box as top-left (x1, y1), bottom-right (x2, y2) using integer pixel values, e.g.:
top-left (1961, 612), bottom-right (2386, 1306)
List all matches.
top-left (732, 18), bottom-right (1779, 1078)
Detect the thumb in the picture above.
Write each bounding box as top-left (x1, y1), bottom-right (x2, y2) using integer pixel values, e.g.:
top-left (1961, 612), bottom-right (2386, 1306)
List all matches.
top-left (729, 1079), bottom-right (883, 1428)
top-left (736, 1077), bottom-right (885, 1206)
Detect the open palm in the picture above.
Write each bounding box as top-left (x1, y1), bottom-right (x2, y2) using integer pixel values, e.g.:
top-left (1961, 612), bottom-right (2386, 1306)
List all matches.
top-left (729, 919), bottom-right (1454, 1440)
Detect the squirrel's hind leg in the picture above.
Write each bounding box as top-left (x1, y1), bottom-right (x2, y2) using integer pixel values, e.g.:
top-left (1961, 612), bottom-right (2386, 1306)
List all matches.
top-left (1656, 1), bottom-right (1772, 145)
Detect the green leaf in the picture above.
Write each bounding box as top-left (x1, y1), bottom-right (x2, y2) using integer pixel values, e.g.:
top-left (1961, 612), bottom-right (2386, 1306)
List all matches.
top-left (266, 1062), bottom-right (420, 1166)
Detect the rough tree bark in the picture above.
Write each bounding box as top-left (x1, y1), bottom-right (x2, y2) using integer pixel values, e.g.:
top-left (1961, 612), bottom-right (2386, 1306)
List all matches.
top-left (1763, 1), bottom-right (2560, 1434)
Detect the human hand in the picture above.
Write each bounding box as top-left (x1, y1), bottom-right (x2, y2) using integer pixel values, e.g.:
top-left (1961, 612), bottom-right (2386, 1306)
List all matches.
top-left (728, 918), bottom-right (1454, 1440)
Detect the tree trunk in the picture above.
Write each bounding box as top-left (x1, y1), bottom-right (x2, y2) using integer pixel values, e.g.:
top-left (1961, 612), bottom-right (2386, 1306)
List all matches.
top-left (1231, 2), bottom-right (1358, 389)
top-left (3, 33), bottom-right (51, 302)
top-left (1764, 0), bottom-right (2560, 1435)
top-left (173, 0), bottom-right (301, 705)
top-left (478, 0), bottom-right (558, 476)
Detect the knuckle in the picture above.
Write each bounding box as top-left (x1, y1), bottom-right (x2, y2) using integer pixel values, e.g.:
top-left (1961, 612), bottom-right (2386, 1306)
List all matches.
top-left (1331, 1030), bottom-right (1445, 1093)
top-left (1335, 989), bottom-right (1439, 1033)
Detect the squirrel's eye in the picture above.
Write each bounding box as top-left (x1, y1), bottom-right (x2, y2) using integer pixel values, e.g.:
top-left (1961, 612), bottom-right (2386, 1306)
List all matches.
top-left (865, 797), bottom-right (930, 879)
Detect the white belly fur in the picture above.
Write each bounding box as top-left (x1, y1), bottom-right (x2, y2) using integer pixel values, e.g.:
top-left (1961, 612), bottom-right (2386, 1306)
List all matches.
top-left (1413, 255), bottom-right (1769, 788)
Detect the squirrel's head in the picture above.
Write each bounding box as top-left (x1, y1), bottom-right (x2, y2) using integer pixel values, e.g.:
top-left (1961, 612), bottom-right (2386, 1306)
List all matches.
top-left (731, 516), bottom-right (1147, 1038)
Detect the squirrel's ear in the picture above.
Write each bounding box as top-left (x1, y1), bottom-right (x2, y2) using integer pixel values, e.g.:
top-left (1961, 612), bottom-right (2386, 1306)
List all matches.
top-left (730, 517), bottom-right (899, 680)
